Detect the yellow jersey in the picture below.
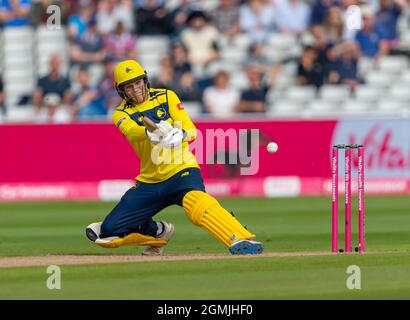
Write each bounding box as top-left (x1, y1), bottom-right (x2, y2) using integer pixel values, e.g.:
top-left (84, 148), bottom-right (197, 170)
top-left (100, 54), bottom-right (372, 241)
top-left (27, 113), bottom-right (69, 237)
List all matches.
top-left (112, 88), bottom-right (199, 183)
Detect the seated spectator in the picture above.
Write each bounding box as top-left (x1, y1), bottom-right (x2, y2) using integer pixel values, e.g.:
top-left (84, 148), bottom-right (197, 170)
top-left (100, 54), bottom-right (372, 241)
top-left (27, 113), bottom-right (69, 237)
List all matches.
top-left (355, 7), bottom-right (389, 61)
top-left (170, 41), bottom-right (192, 79)
top-left (310, 0), bottom-right (334, 26)
top-left (275, 0), bottom-right (311, 35)
top-left (326, 42), bottom-right (361, 90)
top-left (376, 0), bottom-right (407, 49)
top-left (0, 0), bottom-right (31, 27)
top-left (310, 25), bottom-right (334, 71)
top-left (69, 17), bottom-right (107, 67)
top-left (98, 57), bottom-right (123, 115)
top-left (180, 10), bottom-right (220, 70)
top-left (164, 0), bottom-right (201, 38)
top-left (246, 42), bottom-right (275, 73)
top-left (104, 21), bottom-right (137, 60)
top-left (135, 0), bottom-right (168, 35)
top-left (151, 55), bottom-right (174, 89)
top-left (30, 0), bottom-right (65, 27)
top-left (236, 64), bottom-right (272, 113)
top-left (203, 70), bottom-right (240, 118)
top-left (96, 0), bottom-right (134, 35)
top-left (211, 0), bottom-right (240, 39)
top-left (171, 71), bottom-right (202, 102)
top-left (72, 67), bottom-right (106, 119)
top-left (323, 6), bottom-right (345, 44)
top-left (67, 0), bottom-right (95, 40)
top-left (239, 0), bottom-right (275, 43)
top-left (36, 93), bottom-right (72, 123)
top-left (297, 45), bottom-right (325, 88)
top-left (32, 54), bottom-right (72, 115)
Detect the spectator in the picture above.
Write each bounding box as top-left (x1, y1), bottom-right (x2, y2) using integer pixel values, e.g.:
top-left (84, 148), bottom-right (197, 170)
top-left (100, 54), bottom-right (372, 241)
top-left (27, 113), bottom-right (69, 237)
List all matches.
top-left (203, 70), bottom-right (240, 118)
top-left (135, 0), bottom-right (168, 35)
top-left (236, 64), bottom-right (273, 113)
top-left (72, 67), bottom-right (106, 119)
top-left (63, 0), bottom-right (97, 18)
top-left (297, 45), bottom-right (325, 88)
top-left (355, 6), bottom-right (389, 61)
top-left (246, 42), bottom-right (276, 73)
top-left (151, 55), bottom-right (174, 89)
top-left (211, 0), bottom-right (240, 39)
top-left (171, 71), bottom-right (202, 102)
top-left (340, 0), bottom-right (361, 41)
top-left (32, 54), bottom-right (72, 115)
top-left (104, 21), bottom-right (137, 60)
top-left (0, 0), bottom-right (31, 27)
top-left (98, 57), bottom-right (123, 115)
top-left (180, 10), bottom-right (220, 69)
top-left (275, 0), bottom-right (311, 35)
top-left (69, 16), bottom-right (107, 67)
top-left (376, 0), bottom-right (407, 49)
top-left (326, 42), bottom-right (361, 90)
top-left (323, 6), bottom-right (345, 44)
top-left (67, 0), bottom-right (95, 39)
top-left (164, 0), bottom-right (201, 37)
top-left (310, 0), bottom-right (334, 26)
top-left (239, 0), bottom-right (275, 43)
top-left (310, 25), bottom-right (334, 71)
top-left (36, 93), bottom-right (72, 123)
top-left (96, 0), bottom-right (134, 35)
top-left (30, 0), bottom-right (65, 27)
top-left (170, 41), bottom-right (192, 79)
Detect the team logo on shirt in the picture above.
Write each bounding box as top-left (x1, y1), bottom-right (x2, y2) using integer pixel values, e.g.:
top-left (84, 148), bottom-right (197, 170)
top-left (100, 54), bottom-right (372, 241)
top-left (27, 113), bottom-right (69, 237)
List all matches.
top-left (177, 103), bottom-right (184, 110)
top-left (156, 107), bottom-right (166, 119)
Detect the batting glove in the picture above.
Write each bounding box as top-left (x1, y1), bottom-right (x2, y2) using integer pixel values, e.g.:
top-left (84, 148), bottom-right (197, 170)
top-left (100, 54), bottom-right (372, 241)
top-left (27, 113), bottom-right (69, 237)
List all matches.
top-left (162, 128), bottom-right (185, 148)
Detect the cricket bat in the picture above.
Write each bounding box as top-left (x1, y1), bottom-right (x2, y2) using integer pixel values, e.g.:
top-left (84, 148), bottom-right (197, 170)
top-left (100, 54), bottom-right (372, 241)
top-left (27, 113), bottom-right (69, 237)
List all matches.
top-left (143, 117), bottom-right (158, 133)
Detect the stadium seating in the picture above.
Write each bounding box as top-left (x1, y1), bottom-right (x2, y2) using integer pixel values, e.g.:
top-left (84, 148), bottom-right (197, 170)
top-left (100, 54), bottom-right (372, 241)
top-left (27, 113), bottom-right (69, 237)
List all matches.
top-left (0, 1), bottom-right (410, 121)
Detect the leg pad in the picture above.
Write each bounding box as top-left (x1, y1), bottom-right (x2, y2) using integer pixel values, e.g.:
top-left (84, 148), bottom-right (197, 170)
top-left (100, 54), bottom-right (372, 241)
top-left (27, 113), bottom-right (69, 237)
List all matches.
top-left (182, 191), bottom-right (255, 247)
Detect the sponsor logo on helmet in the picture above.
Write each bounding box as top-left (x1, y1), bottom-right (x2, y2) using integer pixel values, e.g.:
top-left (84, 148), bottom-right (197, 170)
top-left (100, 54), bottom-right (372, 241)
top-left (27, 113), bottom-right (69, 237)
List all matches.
top-left (125, 67), bottom-right (133, 73)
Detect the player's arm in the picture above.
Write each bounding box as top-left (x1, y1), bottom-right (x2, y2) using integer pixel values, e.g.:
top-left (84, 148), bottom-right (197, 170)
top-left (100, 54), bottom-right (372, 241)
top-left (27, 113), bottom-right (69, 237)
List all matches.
top-left (112, 109), bottom-right (147, 142)
top-left (167, 90), bottom-right (197, 142)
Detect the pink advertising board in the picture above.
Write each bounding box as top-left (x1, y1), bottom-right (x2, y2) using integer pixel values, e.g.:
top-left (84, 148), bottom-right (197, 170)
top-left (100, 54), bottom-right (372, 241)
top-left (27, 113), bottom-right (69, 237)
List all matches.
top-left (0, 118), bottom-right (409, 201)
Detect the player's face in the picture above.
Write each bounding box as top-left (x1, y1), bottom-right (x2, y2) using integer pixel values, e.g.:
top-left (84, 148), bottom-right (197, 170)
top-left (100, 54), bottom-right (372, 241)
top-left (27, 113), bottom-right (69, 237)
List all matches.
top-left (124, 78), bottom-right (147, 104)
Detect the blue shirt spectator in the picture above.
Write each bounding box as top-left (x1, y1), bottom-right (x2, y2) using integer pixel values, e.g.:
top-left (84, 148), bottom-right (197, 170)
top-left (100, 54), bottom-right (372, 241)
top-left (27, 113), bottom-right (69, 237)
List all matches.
top-left (69, 18), bottom-right (106, 67)
top-left (355, 26), bottom-right (387, 57)
top-left (275, 0), bottom-right (311, 35)
top-left (375, 0), bottom-right (404, 41)
top-left (0, 0), bottom-right (31, 27)
top-left (72, 68), bottom-right (106, 119)
top-left (33, 54), bottom-right (72, 114)
top-left (355, 9), bottom-right (389, 59)
top-left (236, 64), bottom-right (269, 113)
top-left (239, 0), bottom-right (275, 43)
top-left (310, 0), bottom-right (333, 26)
top-left (67, 2), bottom-right (95, 39)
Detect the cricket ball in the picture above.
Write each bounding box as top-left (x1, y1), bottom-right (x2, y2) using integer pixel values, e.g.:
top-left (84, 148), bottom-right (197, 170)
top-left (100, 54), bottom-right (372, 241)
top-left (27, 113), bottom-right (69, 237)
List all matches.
top-left (267, 142), bottom-right (279, 153)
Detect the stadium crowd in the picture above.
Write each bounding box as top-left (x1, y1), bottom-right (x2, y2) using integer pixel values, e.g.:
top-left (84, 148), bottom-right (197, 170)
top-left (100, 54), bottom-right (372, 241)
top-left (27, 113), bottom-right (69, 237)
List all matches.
top-left (0, 0), bottom-right (409, 121)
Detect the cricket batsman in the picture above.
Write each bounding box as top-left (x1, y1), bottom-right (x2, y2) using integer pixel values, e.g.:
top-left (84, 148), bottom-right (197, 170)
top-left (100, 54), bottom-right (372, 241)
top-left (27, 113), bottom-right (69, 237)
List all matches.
top-left (85, 60), bottom-right (263, 255)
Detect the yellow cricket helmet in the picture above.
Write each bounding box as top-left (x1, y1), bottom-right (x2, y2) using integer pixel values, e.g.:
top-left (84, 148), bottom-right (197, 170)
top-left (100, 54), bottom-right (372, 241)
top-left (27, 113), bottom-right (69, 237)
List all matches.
top-left (114, 60), bottom-right (150, 101)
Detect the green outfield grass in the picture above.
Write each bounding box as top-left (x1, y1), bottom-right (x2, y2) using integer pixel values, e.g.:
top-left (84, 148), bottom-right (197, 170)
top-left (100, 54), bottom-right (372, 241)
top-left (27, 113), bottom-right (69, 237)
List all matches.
top-left (0, 195), bottom-right (410, 299)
